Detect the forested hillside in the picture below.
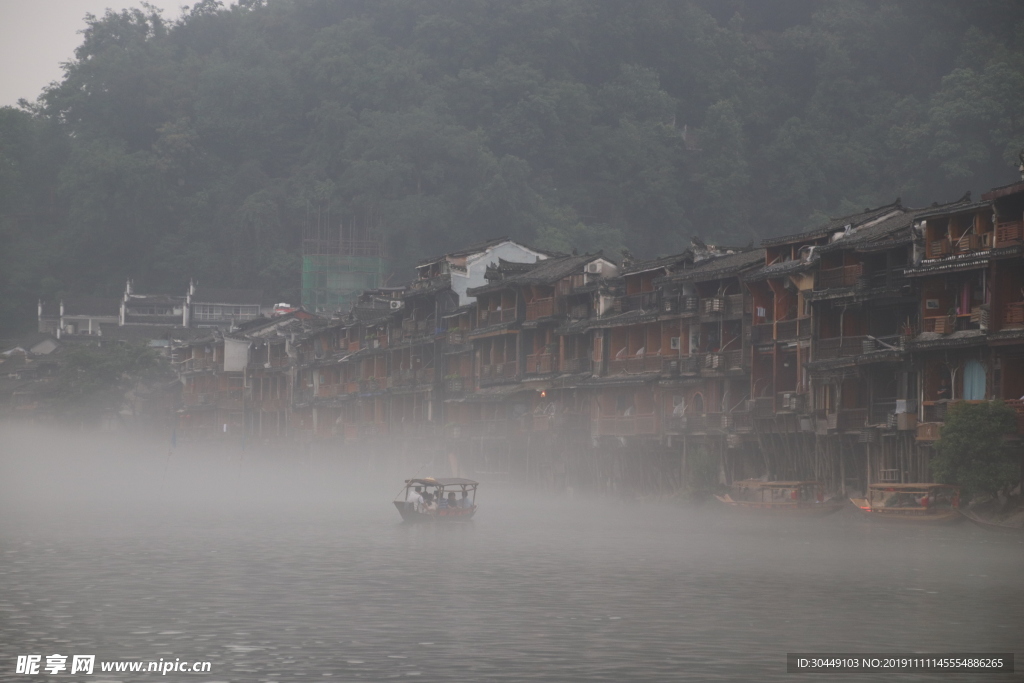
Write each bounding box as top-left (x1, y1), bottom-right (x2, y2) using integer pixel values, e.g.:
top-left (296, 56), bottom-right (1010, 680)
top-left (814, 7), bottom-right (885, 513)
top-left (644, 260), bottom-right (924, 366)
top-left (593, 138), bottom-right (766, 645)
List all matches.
top-left (2, 0), bottom-right (1024, 334)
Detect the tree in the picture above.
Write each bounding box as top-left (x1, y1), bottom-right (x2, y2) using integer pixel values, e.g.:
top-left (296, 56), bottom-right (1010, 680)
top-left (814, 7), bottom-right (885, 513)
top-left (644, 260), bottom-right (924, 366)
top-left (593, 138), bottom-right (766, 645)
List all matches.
top-left (932, 401), bottom-right (1020, 501)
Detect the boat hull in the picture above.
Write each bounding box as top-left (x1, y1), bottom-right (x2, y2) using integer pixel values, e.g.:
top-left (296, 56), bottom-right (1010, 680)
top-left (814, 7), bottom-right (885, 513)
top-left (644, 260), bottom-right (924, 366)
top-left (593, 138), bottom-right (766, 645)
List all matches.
top-left (849, 498), bottom-right (962, 525)
top-left (959, 509), bottom-right (1024, 533)
top-left (714, 494), bottom-right (846, 516)
top-left (394, 501), bottom-right (476, 522)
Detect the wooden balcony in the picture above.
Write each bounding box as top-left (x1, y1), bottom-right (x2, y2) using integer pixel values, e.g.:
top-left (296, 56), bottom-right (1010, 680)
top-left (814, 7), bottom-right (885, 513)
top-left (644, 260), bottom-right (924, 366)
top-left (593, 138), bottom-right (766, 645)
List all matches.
top-left (923, 315), bottom-right (956, 334)
top-left (816, 264), bottom-right (863, 289)
top-left (916, 422), bottom-right (941, 441)
top-left (359, 378), bottom-right (383, 393)
top-left (525, 298), bottom-right (557, 321)
top-left (525, 353), bottom-right (557, 374)
top-left (813, 336), bottom-right (868, 360)
top-left (480, 361), bottom-right (518, 384)
top-left (751, 322), bottom-right (774, 344)
top-left (994, 220), bottom-right (1023, 247)
top-left (868, 399), bottom-right (897, 425)
top-left (752, 397), bottom-right (775, 418)
top-left (479, 308), bottom-right (516, 325)
top-left (619, 291), bottom-right (660, 313)
top-left (608, 355), bottom-right (664, 375)
top-left (776, 392), bottom-right (805, 413)
top-left (704, 349), bottom-right (744, 371)
top-left (835, 408), bottom-right (867, 432)
top-left (316, 384), bottom-right (343, 398)
top-left (926, 238), bottom-right (951, 259)
top-left (775, 319), bottom-right (798, 340)
top-left (445, 376), bottom-right (467, 393)
top-left (1004, 302), bottom-right (1024, 328)
top-left (595, 413), bottom-right (658, 436)
top-left (562, 357), bottom-right (592, 374)
top-left (662, 295), bottom-right (698, 315)
top-left (701, 294), bottom-right (744, 316)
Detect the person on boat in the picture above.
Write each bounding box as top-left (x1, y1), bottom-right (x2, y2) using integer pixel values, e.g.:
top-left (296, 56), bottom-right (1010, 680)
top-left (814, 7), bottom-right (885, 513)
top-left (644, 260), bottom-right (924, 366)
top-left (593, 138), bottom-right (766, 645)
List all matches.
top-left (461, 491), bottom-right (473, 509)
top-left (446, 491), bottom-right (458, 509)
top-left (423, 492), bottom-right (437, 512)
top-left (406, 486), bottom-right (424, 512)
top-left (438, 492), bottom-right (449, 510)
top-left (916, 492), bottom-right (930, 508)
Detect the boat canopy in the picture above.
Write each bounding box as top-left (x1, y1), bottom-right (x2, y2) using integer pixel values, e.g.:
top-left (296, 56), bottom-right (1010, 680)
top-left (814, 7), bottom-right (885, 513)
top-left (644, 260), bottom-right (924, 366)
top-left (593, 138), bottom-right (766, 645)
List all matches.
top-left (868, 483), bottom-right (959, 491)
top-left (733, 480), bottom-right (821, 489)
top-left (404, 478), bottom-right (479, 487)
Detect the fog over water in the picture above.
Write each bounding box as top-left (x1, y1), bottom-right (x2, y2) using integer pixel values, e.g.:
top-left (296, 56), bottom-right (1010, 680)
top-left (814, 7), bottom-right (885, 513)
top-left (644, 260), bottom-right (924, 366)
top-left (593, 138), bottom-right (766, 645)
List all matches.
top-left (1, 425), bottom-right (1021, 682)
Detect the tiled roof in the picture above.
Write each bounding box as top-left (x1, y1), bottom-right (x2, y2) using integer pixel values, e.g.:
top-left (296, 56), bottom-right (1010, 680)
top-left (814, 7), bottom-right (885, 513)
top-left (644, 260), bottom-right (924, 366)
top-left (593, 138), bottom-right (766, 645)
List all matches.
top-left (621, 251), bottom-right (691, 275)
top-left (914, 199), bottom-right (991, 221)
top-left (761, 201), bottom-right (902, 247)
top-left (981, 180), bottom-right (1024, 201)
top-left (815, 210), bottom-right (916, 254)
top-left (468, 254), bottom-right (601, 296)
top-left (669, 249), bottom-right (765, 282)
top-left (744, 258), bottom-right (810, 282)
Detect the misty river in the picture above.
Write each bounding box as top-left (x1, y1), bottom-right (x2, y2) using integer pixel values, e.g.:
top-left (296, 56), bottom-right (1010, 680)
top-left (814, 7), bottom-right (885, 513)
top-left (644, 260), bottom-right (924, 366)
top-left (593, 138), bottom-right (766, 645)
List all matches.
top-left (1, 427), bottom-right (1021, 682)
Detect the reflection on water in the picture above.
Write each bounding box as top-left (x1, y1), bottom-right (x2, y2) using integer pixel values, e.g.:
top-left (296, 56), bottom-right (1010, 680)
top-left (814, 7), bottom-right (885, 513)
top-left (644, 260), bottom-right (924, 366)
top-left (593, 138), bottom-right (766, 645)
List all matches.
top-left (1, 430), bottom-right (1021, 682)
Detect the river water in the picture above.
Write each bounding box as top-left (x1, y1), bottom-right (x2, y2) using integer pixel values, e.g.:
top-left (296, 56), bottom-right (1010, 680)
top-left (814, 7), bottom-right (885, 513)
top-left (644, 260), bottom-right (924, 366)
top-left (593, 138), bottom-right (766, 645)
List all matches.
top-left (1, 428), bottom-right (1021, 682)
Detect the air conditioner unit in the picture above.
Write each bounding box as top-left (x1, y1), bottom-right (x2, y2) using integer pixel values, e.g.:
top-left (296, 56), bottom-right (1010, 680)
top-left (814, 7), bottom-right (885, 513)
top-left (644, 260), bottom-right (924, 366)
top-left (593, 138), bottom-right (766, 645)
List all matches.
top-left (389, 300), bottom-right (402, 310)
top-left (670, 337), bottom-right (681, 350)
top-left (372, 339), bottom-right (380, 348)
top-left (586, 262), bottom-right (601, 274)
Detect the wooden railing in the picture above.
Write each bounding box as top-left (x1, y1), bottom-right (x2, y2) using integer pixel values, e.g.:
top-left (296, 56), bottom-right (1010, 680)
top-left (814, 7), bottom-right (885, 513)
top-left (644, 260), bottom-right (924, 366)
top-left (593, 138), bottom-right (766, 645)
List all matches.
top-left (869, 399), bottom-right (897, 425)
top-left (662, 295), bottom-right (699, 314)
top-left (619, 291), bottom-right (660, 313)
top-left (817, 264), bottom-right (863, 289)
top-left (525, 298), bottom-right (556, 320)
top-left (923, 314), bottom-right (956, 334)
top-left (775, 319), bottom-right (798, 340)
top-left (1004, 302), bottom-right (1024, 327)
top-left (995, 220), bottom-right (1023, 247)
top-left (608, 355), bottom-right (664, 375)
top-left (316, 384), bottom-right (343, 398)
top-left (480, 361), bottom-right (518, 383)
top-left (751, 322), bottom-right (774, 344)
top-left (562, 357), bottom-right (592, 374)
top-left (479, 308), bottom-right (516, 325)
top-left (813, 336), bottom-right (868, 360)
top-left (836, 408), bottom-right (867, 432)
top-left (595, 413), bottom-right (658, 436)
top-left (525, 353), bottom-right (557, 374)
top-left (927, 237), bottom-right (951, 259)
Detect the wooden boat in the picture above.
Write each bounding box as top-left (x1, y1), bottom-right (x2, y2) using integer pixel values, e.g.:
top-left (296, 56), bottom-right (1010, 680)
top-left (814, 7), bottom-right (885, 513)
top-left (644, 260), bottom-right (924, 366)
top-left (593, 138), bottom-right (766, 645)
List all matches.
top-left (959, 508), bottom-right (1024, 534)
top-left (715, 480), bottom-right (845, 516)
top-left (850, 483), bottom-right (961, 525)
top-left (394, 477), bottom-right (478, 522)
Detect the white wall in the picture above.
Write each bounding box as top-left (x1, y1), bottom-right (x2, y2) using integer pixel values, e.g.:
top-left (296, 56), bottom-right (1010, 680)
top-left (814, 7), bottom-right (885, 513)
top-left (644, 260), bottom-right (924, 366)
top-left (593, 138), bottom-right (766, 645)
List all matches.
top-left (452, 241), bottom-right (549, 305)
top-left (223, 338), bottom-right (250, 372)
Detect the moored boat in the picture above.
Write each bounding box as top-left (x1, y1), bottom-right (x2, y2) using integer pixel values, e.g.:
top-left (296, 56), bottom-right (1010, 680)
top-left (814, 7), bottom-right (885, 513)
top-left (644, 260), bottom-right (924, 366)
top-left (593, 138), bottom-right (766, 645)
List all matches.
top-left (715, 480), bottom-right (845, 515)
top-left (394, 477), bottom-right (478, 522)
top-left (850, 483), bottom-right (961, 524)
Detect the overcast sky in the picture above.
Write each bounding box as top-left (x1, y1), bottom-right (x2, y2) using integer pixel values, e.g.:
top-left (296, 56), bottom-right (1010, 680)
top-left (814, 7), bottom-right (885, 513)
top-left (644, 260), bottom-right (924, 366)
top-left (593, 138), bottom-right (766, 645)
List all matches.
top-left (0, 1), bottom-right (156, 107)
